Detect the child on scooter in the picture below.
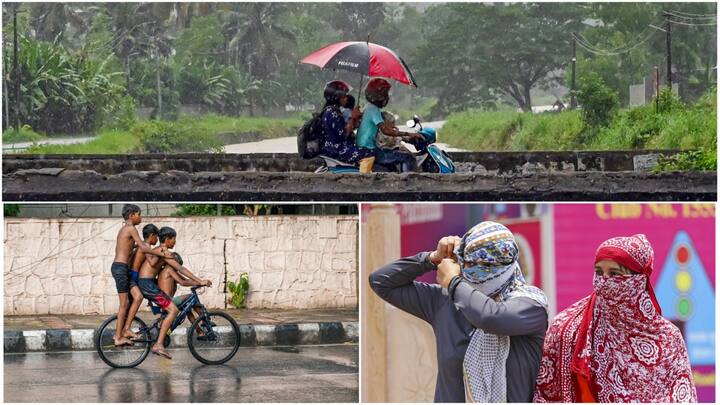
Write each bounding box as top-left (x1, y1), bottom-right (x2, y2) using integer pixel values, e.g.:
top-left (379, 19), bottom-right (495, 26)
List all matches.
top-left (356, 78), bottom-right (422, 173)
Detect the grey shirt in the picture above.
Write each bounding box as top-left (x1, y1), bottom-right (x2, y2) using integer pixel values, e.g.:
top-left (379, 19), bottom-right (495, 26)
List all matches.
top-left (369, 252), bottom-right (548, 403)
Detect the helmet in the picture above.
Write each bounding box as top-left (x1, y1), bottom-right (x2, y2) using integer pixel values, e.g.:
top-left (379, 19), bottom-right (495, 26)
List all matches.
top-left (324, 80), bottom-right (351, 105)
top-left (365, 78), bottom-right (391, 107)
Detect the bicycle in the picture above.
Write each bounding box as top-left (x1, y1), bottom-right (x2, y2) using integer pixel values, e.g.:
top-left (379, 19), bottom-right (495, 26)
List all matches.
top-left (95, 286), bottom-right (240, 368)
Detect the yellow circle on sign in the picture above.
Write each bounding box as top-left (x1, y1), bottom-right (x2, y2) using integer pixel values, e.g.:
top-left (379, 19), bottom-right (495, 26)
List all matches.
top-left (675, 271), bottom-right (692, 292)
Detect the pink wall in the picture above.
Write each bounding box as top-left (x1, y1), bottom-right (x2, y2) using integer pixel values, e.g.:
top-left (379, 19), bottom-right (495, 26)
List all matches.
top-left (553, 203), bottom-right (715, 311)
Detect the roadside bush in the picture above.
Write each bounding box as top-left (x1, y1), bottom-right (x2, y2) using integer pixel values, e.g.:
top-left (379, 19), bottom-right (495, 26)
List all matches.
top-left (174, 204), bottom-right (237, 216)
top-left (132, 120), bottom-right (223, 153)
top-left (596, 87), bottom-right (715, 151)
top-left (105, 95), bottom-right (138, 131)
top-left (576, 72), bottom-right (619, 129)
top-left (4, 204), bottom-right (21, 217)
top-left (654, 149), bottom-right (716, 172)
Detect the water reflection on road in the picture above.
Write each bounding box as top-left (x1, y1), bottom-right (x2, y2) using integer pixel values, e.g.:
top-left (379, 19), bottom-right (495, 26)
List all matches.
top-left (5, 344), bottom-right (357, 402)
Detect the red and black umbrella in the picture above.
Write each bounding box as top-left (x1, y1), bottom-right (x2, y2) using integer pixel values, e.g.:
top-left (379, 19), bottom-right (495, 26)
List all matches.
top-left (301, 41), bottom-right (417, 99)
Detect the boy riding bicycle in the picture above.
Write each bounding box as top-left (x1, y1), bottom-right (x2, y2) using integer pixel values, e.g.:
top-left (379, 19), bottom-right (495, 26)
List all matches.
top-left (138, 226), bottom-right (211, 359)
top-left (111, 204), bottom-right (173, 346)
top-left (122, 223), bottom-right (160, 341)
top-left (158, 252), bottom-right (208, 337)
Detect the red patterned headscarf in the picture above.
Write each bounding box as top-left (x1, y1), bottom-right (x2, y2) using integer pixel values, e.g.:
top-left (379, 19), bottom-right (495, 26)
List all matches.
top-left (534, 235), bottom-right (697, 403)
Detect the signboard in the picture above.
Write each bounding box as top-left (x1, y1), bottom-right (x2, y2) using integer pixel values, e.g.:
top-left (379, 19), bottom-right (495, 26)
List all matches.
top-left (505, 220), bottom-right (543, 290)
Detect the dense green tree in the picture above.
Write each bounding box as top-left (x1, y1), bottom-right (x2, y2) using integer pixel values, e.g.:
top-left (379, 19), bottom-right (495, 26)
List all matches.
top-left (415, 3), bottom-right (585, 113)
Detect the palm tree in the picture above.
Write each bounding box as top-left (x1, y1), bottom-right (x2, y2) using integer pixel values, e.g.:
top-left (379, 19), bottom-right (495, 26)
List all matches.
top-left (219, 3), bottom-right (296, 80)
top-left (29, 3), bottom-right (96, 47)
top-left (105, 3), bottom-right (175, 118)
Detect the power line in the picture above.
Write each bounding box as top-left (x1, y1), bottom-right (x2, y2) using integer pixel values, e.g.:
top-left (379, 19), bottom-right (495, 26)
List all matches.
top-left (666, 19), bottom-right (717, 27)
top-left (572, 30), bottom-right (656, 56)
top-left (574, 32), bottom-right (640, 53)
top-left (665, 10), bottom-right (717, 19)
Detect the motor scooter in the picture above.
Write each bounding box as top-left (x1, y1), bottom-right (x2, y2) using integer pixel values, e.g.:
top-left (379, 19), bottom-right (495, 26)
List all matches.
top-left (315, 115), bottom-right (455, 174)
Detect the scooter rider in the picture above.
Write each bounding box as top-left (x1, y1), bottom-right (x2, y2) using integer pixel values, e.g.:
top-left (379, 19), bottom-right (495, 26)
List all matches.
top-left (319, 80), bottom-right (375, 169)
top-left (356, 78), bottom-right (422, 173)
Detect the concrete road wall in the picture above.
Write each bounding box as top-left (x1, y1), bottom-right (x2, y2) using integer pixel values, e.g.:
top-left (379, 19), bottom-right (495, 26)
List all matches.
top-left (4, 215), bottom-right (358, 315)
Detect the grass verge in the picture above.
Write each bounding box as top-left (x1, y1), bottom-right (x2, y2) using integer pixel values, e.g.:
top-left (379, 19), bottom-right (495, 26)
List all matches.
top-left (20, 114), bottom-right (304, 154)
top-left (441, 88), bottom-right (716, 171)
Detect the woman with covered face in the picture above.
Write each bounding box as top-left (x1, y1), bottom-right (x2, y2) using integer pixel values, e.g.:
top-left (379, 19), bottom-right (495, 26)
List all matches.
top-left (534, 234), bottom-right (697, 403)
top-left (369, 221), bottom-right (549, 402)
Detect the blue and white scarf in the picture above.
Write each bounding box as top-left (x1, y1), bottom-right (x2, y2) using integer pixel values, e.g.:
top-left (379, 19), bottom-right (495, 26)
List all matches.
top-left (455, 221), bottom-right (547, 403)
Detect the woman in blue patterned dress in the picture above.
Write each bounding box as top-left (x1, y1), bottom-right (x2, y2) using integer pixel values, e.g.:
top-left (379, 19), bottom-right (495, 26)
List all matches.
top-left (319, 80), bottom-right (375, 167)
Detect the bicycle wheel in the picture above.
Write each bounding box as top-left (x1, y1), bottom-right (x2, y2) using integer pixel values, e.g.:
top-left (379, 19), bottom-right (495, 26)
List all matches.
top-left (187, 311), bottom-right (240, 365)
top-left (95, 315), bottom-right (151, 368)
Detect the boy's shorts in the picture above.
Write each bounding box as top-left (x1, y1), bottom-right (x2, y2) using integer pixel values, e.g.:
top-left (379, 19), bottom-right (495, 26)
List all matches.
top-left (173, 295), bottom-right (191, 307)
top-left (138, 278), bottom-right (173, 310)
top-left (111, 262), bottom-right (132, 293)
top-left (129, 269), bottom-right (139, 285)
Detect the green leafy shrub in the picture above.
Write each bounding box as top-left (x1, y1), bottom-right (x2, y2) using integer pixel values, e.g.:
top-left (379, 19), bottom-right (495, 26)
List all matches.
top-left (174, 204), bottom-right (237, 216)
top-left (227, 273), bottom-right (250, 309)
top-left (132, 120), bottom-right (223, 153)
top-left (654, 149), bottom-right (717, 172)
top-left (106, 95), bottom-right (138, 131)
top-left (4, 204), bottom-right (21, 217)
top-left (4, 35), bottom-right (123, 134)
top-left (596, 87), bottom-right (715, 151)
top-left (576, 72), bottom-right (619, 129)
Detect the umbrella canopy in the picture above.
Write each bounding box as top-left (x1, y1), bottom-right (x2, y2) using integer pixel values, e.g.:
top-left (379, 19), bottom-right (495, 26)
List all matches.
top-left (301, 41), bottom-right (417, 87)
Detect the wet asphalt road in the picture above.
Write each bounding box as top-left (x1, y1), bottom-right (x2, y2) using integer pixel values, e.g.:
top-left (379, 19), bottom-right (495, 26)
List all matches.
top-left (4, 344), bottom-right (358, 402)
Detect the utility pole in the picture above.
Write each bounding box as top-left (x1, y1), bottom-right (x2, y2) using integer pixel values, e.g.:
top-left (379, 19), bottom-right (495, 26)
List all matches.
top-left (649, 15), bottom-right (673, 91)
top-left (654, 66), bottom-right (660, 113)
top-left (13, 7), bottom-right (20, 131)
top-left (570, 34), bottom-right (577, 109)
top-left (663, 12), bottom-right (672, 90)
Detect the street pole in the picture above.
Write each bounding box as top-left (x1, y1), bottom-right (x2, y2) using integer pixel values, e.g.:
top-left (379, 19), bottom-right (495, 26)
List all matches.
top-left (13, 7), bottom-right (20, 131)
top-left (663, 12), bottom-right (672, 90)
top-left (570, 34), bottom-right (577, 109)
top-left (654, 66), bottom-right (660, 113)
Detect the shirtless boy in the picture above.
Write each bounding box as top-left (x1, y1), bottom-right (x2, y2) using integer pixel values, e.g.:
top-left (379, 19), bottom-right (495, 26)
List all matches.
top-left (121, 223), bottom-right (160, 340)
top-left (158, 252), bottom-right (206, 336)
top-left (111, 204), bottom-right (173, 346)
top-left (138, 226), bottom-right (211, 359)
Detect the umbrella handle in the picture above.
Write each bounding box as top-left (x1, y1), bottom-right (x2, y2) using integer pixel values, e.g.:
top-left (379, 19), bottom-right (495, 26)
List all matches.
top-left (357, 74), bottom-right (364, 107)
